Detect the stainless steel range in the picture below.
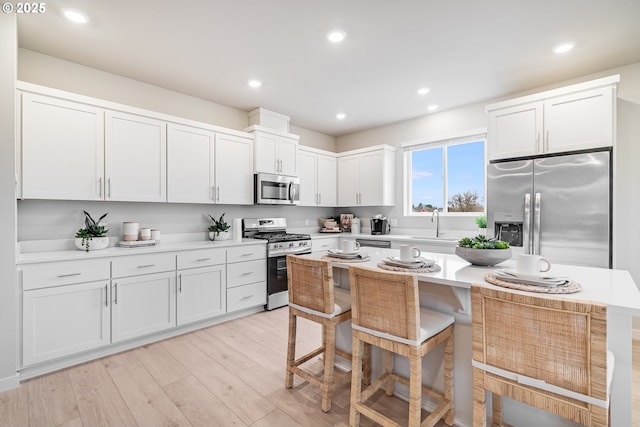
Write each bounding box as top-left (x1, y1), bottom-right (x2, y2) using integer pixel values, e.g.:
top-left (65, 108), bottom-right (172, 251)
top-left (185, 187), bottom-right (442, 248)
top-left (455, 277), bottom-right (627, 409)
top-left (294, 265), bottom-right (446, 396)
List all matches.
top-left (243, 218), bottom-right (311, 310)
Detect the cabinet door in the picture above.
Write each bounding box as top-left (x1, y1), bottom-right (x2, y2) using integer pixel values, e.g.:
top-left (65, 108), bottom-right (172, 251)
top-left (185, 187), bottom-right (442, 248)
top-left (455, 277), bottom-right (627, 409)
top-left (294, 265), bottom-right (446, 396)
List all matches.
top-left (21, 93), bottom-right (104, 200)
top-left (177, 265), bottom-right (225, 326)
top-left (337, 155), bottom-right (360, 206)
top-left (105, 111), bottom-right (167, 202)
top-left (254, 132), bottom-right (279, 174)
top-left (297, 149), bottom-right (318, 206)
top-left (23, 281), bottom-right (110, 366)
top-left (488, 102), bottom-right (543, 160)
top-left (544, 87), bottom-right (614, 153)
top-left (278, 136), bottom-right (298, 176)
top-left (316, 154), bottom-right (337, 206)
top-left (111, 271), bottom-right (176, 342)
top-left (167, 124), bottom-right (215, 203)
top-left (359, 151), bottom-right (384, 206)
top-left (215, 134), bottom-right (254, 204)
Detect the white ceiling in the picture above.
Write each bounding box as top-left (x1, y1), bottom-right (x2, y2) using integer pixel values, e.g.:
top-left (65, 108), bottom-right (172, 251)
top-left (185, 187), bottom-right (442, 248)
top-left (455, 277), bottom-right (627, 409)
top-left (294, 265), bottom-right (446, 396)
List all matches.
top-left (17, 0), bottom-right (640, 136)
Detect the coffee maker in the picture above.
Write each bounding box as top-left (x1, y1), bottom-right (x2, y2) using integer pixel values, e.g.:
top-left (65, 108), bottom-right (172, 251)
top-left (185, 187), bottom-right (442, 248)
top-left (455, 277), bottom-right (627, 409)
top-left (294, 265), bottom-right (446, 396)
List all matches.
top-left (370, 214), bottom-right (390, 235)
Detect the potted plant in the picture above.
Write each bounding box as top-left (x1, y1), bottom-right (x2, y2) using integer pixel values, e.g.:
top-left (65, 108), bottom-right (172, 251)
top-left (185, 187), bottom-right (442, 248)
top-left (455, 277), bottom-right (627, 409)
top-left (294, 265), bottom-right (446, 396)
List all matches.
top-left (208, 213), bottom-right (231, 241)
top-left (75, 211), bottom-right (109, 252)
top-left (475, 215), bottom-right (487, 236)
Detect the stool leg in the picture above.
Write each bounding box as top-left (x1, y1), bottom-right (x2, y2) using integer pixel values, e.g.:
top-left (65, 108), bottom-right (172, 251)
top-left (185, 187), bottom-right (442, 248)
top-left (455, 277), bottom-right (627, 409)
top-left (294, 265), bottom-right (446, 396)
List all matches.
top-left (320, 320), bottom-right (336, 412)
top-left (362, 342), bottom-right (371, 386)
top-left (384, 349), bottom-right (394, 396)
top-left (444, 331), bottom-right (455, 426)
top-left (350, 331), bottom-right (363, 427)
top-left (285, 310), bottom-right (297, 389)
top-left (473, 367), bottom-right (487, 427)
top-left (491, 393), bottom-right (502, 427)
top-left (408, 349), bottom-right (422, 427)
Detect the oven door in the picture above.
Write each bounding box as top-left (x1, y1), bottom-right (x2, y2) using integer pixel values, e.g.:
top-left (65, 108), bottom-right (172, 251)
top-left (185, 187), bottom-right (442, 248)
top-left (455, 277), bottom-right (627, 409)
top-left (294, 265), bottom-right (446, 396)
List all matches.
top-left (266, 247), bottom-right (311, 310)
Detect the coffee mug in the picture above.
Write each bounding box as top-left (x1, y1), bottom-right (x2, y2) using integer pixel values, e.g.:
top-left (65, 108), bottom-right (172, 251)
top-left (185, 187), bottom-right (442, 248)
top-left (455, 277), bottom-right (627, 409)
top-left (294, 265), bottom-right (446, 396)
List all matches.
top-left (517, 254), bottom-right (551, 275)
top-left (341, 240), bottom-right (360, 253)
top-left (400, 245), bottom-right (421, 262)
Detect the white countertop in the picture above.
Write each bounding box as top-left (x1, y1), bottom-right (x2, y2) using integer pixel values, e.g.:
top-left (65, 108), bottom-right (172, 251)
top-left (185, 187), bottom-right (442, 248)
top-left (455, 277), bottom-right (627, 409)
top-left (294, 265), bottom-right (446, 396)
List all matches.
top-left (307, 248), bottom-right (640, 316)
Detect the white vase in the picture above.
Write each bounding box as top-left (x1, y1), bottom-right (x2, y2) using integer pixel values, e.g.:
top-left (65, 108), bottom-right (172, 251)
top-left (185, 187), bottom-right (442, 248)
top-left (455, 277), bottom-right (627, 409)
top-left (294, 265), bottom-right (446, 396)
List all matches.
top-left (216, 231), bottom-right (231, 241)
top-left (75, 236), bottom-right (109, 251)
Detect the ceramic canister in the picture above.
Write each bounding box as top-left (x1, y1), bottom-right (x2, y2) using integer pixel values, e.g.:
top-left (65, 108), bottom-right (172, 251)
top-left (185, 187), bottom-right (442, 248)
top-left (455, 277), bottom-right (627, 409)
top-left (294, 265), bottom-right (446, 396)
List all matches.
top-left (123, 222), bottom-right (139, 241)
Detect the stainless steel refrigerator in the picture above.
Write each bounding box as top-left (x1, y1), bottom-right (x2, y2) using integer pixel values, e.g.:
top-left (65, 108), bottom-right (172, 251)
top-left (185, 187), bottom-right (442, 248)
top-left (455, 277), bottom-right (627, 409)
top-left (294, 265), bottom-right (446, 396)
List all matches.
top-left (487, 149), bottom-right (612, 268)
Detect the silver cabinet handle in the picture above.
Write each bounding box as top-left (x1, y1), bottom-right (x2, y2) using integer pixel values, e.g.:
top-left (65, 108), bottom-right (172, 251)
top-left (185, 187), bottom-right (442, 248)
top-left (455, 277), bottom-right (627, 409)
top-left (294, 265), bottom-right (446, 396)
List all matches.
top-left (318, 193), bottom-right (321, 205)
top-left (114, 283), bottom-right (118, 304)
top-left (241, 272), bottom-right (253, 276)
top-left (107, 178), bottom-right (111, 198)
top-left (545, 130), bottom-right (549, 152)
top-left (57, 272), bottom-right (81, 278)
top-left (196, 258), bottom-right (211, 262)
top-left (178, 273), bottom-right (182, 293)
top-left (241, 253), bottom-right (254, 257)
top-left (241, 294), bottom-right (254, 300)
top-left (105, 284), bottom-right (108, 307)
top-left (217, 186), bottom-right (220, 202)
top-left (98, 177), bottom-right (102, 198)
top-left (211, 186), bottom-right (216, 201)
top-left (137, 264), bottom-right (155, 268)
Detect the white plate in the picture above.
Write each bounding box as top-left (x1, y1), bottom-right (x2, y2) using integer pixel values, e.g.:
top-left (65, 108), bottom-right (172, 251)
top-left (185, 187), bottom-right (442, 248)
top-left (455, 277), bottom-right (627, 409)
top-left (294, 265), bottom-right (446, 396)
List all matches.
top-left (328, 248), bottom-right (359, 255)
top-left (388, 256), bottom-right (430, 265)
top-left (497, 268), bottom-right (557, 280)
top-left (384, 257), bottom-right (436, 268)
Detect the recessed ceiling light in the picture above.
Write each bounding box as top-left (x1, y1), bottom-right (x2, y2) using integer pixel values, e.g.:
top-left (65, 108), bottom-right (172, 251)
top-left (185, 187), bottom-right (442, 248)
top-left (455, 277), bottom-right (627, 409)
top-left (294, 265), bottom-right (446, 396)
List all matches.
top-left (417, 87), bottom-right (430, 96)
top-left (62, 8), bottom-right (89, 24)
top-left (327, 30), bottom-right (346, 43)
top-left (336, 113), bottom-right (346, 120)
top-left (553, 42), bottom-right (575, 54)
top-left (248, 79), bottom-right (262, 88)
top-left (427, 105), bottom-right (439, 111)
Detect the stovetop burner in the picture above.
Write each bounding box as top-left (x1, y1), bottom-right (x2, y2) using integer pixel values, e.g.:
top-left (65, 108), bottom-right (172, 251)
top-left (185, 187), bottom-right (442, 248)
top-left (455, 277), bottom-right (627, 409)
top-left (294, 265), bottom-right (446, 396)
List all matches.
top-left (253, 232), bottom-right (311, 243)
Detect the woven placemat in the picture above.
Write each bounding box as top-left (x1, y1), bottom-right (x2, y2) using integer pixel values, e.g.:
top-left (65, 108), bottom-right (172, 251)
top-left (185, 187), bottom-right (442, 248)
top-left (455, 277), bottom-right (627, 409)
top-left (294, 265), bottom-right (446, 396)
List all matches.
top-left (321, 255), bottom-right (371, 263)
top-left (376, 262), bottom-right (442, 273)
top-left (484, 273), bottom-right (582, 294)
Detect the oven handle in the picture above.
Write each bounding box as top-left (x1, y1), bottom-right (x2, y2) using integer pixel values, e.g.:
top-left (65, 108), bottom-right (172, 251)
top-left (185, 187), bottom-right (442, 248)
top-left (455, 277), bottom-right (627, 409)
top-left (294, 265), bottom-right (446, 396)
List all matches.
top-left (268, 248), bottom-right (312, 258)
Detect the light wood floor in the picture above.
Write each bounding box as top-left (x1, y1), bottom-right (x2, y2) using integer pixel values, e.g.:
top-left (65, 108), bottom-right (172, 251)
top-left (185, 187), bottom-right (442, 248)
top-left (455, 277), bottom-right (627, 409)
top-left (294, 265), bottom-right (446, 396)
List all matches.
top-left (0, 308), bottom-right (639, 427)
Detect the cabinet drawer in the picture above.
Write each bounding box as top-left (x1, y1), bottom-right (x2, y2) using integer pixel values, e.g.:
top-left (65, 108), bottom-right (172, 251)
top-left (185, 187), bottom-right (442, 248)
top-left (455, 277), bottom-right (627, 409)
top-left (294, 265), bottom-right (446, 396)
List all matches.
top-left (226, 244), bottom-right (265, 263)
top-left (112, 253), bottom-right (175, 278)
top-left (177, 248), bottom-right (225, 270)
top-left (227, 281), bottom-right (266, 312)
top-left (312, 237), bottom-right (340, 252)
top-left (22, 259), bottom-right (111, 291)
top-left (227, 259), bottom-right (266, 288)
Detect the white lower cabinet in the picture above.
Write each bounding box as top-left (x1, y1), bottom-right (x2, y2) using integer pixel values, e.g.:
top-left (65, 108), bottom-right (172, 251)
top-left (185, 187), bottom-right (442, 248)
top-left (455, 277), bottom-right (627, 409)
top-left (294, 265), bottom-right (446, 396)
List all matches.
top-left (226, 244), bottom-right (267, 313)
top-left (111, 271), bottom-right (176, 343)
top-left (22, 280), bottom-right (111, 366)
top-left (176, 248), bottom-right (227, 326)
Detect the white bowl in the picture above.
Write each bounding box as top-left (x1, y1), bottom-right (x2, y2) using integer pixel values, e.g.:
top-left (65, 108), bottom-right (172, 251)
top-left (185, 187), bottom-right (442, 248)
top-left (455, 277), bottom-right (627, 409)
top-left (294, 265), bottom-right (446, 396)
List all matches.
top-left (75, 236), bottom-right (109, 251)
top-left (455, 246), bottom-right (512, 266)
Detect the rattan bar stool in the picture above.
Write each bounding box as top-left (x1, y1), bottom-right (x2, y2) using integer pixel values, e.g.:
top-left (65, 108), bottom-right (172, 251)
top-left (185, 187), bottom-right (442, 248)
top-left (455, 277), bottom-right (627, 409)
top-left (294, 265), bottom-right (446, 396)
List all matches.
top-left (471, 285), bottom-right (613, 427)
top-left (285, 254), bottom-right (354, 412)
top-left (348, 265), bottom-right (455, 427)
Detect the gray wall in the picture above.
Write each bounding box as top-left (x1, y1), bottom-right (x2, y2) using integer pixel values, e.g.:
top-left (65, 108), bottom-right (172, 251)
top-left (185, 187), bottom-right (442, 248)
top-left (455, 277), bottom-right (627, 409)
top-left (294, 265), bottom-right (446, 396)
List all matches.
top-left (0, 14), bottom-right (18, 391)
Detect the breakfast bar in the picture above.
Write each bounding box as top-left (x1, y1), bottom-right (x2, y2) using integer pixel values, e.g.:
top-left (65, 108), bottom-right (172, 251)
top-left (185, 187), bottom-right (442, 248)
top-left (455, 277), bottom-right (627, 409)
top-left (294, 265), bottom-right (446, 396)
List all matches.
top-left (303, 248), bottom-right (640, 427)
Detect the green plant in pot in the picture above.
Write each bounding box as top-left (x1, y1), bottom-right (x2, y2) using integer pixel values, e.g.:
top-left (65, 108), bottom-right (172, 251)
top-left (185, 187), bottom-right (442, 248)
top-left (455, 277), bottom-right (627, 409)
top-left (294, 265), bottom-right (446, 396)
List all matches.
top-left (75, 211), bottom-right (109, 252)
top-left (475, 214), bottom-right (487, 236)
top-left (208, 213), bottom-right (231, 241)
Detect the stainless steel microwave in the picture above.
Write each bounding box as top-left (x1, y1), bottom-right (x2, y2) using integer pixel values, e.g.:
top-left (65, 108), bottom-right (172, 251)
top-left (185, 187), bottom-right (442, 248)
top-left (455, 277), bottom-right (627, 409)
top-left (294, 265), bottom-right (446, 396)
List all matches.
top-left (254, 173), bottom-right (300, 205)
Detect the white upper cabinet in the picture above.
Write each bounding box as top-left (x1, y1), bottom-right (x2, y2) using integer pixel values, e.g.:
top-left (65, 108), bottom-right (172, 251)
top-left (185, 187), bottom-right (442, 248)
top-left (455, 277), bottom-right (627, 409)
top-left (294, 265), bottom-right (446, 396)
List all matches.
top-left (214, 133), bottom-right (254, 205)
top-left (250, 127), bottom-right (299, 176)
top-left (487, 75), bottom-right (618, 160)
top-left (21, 93), bottom-right (105, 200)
top-left (297, 147), bottom-right (336, 207)
top-left (337, 145), bottom-right (395, 207)
top-left (105, 111), bottom-right (167, 202)
top-left (167, 123), bottom-right (215, 203)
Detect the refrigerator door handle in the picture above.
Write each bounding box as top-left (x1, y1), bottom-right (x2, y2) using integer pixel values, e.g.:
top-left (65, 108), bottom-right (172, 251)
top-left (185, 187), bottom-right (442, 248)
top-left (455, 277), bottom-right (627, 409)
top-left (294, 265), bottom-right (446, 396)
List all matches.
top-left (523, 193), bottom-right (531, 254)
top-left (533, 192), bottom-right (541, 255)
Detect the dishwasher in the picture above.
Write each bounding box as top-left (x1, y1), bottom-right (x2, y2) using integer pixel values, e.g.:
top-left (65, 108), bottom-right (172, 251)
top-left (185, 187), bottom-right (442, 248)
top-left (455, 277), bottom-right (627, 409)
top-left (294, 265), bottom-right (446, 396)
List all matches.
top-left (356, 238), bottom-right (391, 249)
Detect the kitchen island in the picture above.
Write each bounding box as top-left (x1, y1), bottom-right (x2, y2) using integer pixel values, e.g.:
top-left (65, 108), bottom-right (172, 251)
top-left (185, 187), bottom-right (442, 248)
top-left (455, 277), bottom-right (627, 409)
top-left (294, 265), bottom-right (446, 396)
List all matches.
top-left (303, 248), bottom-right (640, 427)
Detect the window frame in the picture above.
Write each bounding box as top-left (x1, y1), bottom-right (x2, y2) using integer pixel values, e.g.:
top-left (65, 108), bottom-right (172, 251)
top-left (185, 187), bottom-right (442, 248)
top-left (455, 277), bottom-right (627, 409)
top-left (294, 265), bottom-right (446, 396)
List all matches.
top-left (401, 129), bottom-right (487, 218)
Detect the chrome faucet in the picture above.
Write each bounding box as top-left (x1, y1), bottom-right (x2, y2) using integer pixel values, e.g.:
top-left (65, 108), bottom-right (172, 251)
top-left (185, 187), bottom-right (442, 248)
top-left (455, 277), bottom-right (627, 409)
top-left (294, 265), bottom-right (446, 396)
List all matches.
top-left (431, 209), bottom-right (440, 238)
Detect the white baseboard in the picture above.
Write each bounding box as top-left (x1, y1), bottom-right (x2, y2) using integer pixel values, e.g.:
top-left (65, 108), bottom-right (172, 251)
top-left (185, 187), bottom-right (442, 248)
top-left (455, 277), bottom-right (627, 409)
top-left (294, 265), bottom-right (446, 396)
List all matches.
top-left (0, 373), bottom-right (19, 392)
top-left (633, 328), bottom-right (640, 341)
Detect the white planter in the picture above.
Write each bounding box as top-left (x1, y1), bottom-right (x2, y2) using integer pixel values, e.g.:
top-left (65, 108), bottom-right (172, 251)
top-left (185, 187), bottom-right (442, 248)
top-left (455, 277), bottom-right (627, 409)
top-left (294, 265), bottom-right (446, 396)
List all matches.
top-left (209, 230), bottom-right (231, 241)
top-left (75, 236), bottom-right (109, 252)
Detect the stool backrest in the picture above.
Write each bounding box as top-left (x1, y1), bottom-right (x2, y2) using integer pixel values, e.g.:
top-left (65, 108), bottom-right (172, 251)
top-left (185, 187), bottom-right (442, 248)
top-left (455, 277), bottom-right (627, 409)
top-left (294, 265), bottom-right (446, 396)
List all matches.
top-left (349, 265), bottom-right (420, 341)
top-left (471, 285), bottom-right (608, 409)
top-left (286, 255), bottom-right (335, 314)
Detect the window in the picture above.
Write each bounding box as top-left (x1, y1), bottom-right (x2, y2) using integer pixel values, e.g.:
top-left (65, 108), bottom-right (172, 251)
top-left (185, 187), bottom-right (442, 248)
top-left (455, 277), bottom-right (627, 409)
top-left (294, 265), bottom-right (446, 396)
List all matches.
top-left (402, 130), bottom-right (486, 216)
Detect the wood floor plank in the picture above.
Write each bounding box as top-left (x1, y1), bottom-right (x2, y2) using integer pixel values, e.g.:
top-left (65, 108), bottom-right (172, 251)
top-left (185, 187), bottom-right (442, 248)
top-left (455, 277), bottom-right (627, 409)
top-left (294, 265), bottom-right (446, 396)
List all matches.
top-left (102, 350), bottom-right (192, 427)
top-left (0, 385), bottom-right (28, 427)
top-left (248, 408), bottom-right (302, 427)
top-left (161, 334), bottom-right (276, 425)
top-left (26, 370), bottom-right (81, 427)
top-left (67, 359), bottom-right (138, 427)
top-left (134, 341), bottom-right (191, 387)
top-left (163, 375), bottom-right (247, 427)
top-left (187, 328), bottom-right (258, 374)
